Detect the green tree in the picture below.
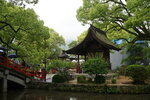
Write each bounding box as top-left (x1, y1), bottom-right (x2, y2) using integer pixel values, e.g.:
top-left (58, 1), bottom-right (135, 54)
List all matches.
top-left (7, 0), bottom-right (38, 6)
top-left (77, 0), bottom-right (150, 42)
top-left (83, 57), bottom-right (108, 78)
top-left (77, 30), bottom-right (87, 43)
top-left (48, 29), bottom-right (65, 59)
top-left (126, 65), bottom-right (148, 84)
top-left (122, 42), bottom-right (149, 65)
top-left (70, 27), bottom-right (134, 48)
top-left (0, 0), bottom-right (65, 69)
top-left (143, 47), bottom-right (150, 59)
top-left (122, 43), bottom-right (144, 64)
top-left (68, 41), bottom-right (78, 48)
top-left (0, 1), bottom-right (50, 66)
top-left (48, 60), bottom-right (74, 81)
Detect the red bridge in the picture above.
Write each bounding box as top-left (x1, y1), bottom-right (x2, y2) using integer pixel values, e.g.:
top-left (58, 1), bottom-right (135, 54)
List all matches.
top-left (0, 56), bottom-right (45, 92)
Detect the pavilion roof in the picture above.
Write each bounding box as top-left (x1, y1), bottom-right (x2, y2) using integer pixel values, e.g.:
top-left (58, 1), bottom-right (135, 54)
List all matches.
top-left (66, 25), bottom-right (121, 55)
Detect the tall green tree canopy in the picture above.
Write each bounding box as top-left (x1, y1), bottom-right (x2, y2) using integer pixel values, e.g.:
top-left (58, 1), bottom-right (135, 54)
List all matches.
top-left (48, 29), bottom-right (65, 59)
top-left (7, 0), bottom-right (38, 6)
top-left (0, 1), bottom-right (49, 52)
top-left (77, 0), bottom-right (150, 42)
top-left (0, 0), bottom-right (65, 66)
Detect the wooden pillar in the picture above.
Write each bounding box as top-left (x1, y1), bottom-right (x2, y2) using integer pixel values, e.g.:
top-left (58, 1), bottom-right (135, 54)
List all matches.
top-left (77, 54), bottom-right (79, 64)
top-left (103, 49), bottom-right (111, 69)
top-left (77, 54), bottom-right (80, 73)
top-left (84, 54), bottom-right (87, 61)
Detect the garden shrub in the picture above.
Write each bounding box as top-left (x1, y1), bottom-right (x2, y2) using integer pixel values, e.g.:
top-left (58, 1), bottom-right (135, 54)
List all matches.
top-left (83, 57), bottom-right (108, 75)
top-left (146, 65), bottom-right (150, 77)
top-left (111, 78), bottom-right (117, 84)
top-left (83, 57), bottom-right (108, 83)
top-left (48, 60), bottom-right (74, 81)
top-left (52, 74), bottom-right (65, 83)
top-left (94, 75), bottom-right (105, 84)
top-left (125, 65), bottom-right (148, 84)
top-left (77, 75), bottom-right (86, 83)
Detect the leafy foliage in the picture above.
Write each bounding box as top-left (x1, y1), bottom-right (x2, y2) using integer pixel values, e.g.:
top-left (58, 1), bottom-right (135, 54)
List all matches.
top-left (122, 43), bottom-right (149, 64)
top-left (77, 0), bottom-right (150, 41)
top-left (146, 65), bottom-right (150, 77)
top-left (111, 78), bottom-right (117, 84)
top-left (94, 75), bottom-right (106, 84)
top-left (125, 65), bottom-right (148, 84)
top-left (123, 44), bottom-right (143, 64)
top-left (68, 41), bottom-right (78, 49)
top-left (52, 74), bottom-right (65, 83)
top-left (0, 0), bottom-right (65, 69)
top-left (48, 60), bottom-right (73, 70)
top-left (0, 1), bottom-right (48, 65)
top-left (83, 57), bottom-right (108, 84)
top-left (107, 30), bottom-right (135, 47)
top-left (48, 29), bottom-right (65, 59)
top-left (48, 60), bottom-right (74, 81)
top-left (83, 57), bottom-right (108, 76)
top-left (143, 47), bottom-right (150, 59)
top-left (7, 0), bottom-right (38, 7)
top-left (77, 75), bottom-right (86, 83)
top-left (77, 30), bottom-right (87, 43)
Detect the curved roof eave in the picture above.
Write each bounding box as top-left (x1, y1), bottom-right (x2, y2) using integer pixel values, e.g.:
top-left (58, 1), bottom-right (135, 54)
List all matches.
top-left (65, 25), bottom-right (121, 54)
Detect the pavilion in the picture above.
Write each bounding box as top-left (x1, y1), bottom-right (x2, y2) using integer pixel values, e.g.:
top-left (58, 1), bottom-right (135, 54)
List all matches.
top-left (65, 25), bottom-right (121, 69)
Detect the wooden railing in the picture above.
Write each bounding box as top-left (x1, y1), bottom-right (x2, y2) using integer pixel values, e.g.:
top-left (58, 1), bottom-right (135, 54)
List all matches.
top-left (0, 56), bottom-right (45, 79)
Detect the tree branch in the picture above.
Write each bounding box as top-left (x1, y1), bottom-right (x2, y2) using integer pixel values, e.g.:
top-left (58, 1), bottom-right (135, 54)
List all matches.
top-left (0, 21), bottom-right (21, 33)
top-left (108, 0), bottom-right (131, 16)
top-left (9, 37), bottom-right (15, 44)
top-left (0, 24), bottom-right (8, 30)
top-left (121, 27), bottom-right (138, 36)
top-left (133, 27), bottom-right (144, 35)
top-left (106, 25), bottom-right (118, 32)
top-left (115, 37), bottom-right (137, 43)
top-left (140, 26), bottom-right (150, 34)
top-left (0, 37), bottom-right (18, 51)
top-left (110, 16), bottom-right (127, 22)
top-left (113, 21), bottom-right (138, 36)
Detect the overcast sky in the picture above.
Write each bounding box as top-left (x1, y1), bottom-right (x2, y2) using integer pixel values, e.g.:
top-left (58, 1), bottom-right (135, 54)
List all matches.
top-left (28, 0), bottom-right (89, 43)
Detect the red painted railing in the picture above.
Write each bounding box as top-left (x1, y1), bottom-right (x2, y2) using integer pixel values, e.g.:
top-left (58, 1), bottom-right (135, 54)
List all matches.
top-left (0, 56), bottom-right (45, 79)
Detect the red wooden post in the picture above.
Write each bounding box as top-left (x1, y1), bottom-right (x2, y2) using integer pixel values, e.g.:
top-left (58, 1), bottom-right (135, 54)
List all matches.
top-left (41, 68), bottom-right (46, 81)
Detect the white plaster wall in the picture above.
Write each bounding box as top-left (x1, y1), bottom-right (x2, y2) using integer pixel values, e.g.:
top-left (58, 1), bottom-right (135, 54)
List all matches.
top-left (110, 50), bottom-right (127, 70)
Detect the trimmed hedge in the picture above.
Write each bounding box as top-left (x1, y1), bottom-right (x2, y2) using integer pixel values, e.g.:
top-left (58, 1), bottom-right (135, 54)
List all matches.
top-left (52, 74), bottom-right (65, 83)
top-left (94, 75), bottom-right (105, 84)
top-left (126, 65), bottom-right (148, 84)
top-left (111, 78), bottom-right (117, 84)
top-left (146, 65), bottom-right (150, 77)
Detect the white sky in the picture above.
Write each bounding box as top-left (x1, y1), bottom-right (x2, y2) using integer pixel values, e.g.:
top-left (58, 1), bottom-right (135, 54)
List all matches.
top-left (28, 0), bottom-right (89, 43)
